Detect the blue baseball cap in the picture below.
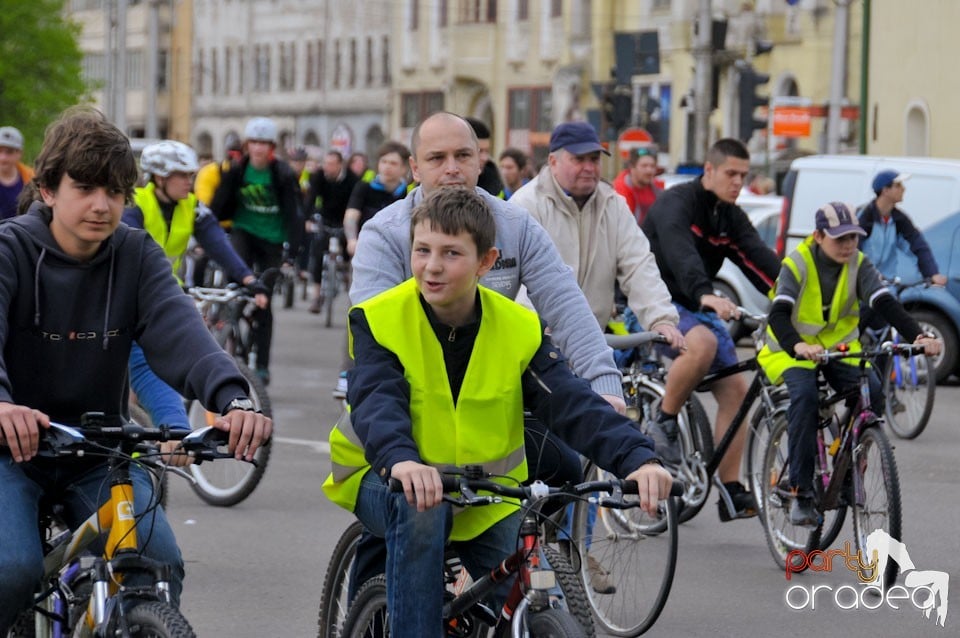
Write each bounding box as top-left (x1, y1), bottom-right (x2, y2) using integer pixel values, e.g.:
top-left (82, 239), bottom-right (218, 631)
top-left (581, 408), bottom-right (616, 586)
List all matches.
top-left (872, 170), bottom-right (910, 194)
top-left (549, 122), bottom-right (610, 156)
top-left (815, 202), bottom-right (866, 238)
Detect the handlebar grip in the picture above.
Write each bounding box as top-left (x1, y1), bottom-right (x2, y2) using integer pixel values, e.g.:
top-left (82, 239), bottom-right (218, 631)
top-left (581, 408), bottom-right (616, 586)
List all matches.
top-left (622, 479), bottom-right (686, 498)
top-left (388, 475), bottom-right (461, 493)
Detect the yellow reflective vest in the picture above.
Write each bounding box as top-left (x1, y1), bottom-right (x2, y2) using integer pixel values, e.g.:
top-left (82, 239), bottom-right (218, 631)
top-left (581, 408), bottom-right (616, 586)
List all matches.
top-left (322, 278), bottom-right (542, 541)
top-left (134, 183), bottom-right (196, 278)
top-left (758, 236), bottom-right (864, 384)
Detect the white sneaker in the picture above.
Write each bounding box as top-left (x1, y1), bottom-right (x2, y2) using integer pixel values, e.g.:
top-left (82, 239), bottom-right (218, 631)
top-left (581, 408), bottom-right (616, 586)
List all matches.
top-left (333, 372), bottom-right (348, 399)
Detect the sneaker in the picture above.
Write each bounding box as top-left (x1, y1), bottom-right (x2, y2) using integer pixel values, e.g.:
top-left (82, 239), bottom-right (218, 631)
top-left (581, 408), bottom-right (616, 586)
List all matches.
top-left (586, 554), bottom-right (616, 594)
top-left (255, 367), bottom-right (271, 387)
top-left (718, 481), bottom-right (758, 522)
top-left (789, 488), bottom-right (822, 528)
top-left (647, 415), bottom-right (682, 465)
top-left (308, 296), bottom-right (323, 314)
top-left (332, 372), bottom-right (348, 399)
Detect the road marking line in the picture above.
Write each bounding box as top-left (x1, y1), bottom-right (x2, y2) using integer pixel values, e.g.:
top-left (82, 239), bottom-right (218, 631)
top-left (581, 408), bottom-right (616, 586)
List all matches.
top-left (273, 436), bottom-right (330, 454)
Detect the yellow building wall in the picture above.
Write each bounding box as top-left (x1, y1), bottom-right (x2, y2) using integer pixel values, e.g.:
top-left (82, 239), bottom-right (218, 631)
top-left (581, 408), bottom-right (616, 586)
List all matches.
top-left (867, 1), bottom-right (960, 157)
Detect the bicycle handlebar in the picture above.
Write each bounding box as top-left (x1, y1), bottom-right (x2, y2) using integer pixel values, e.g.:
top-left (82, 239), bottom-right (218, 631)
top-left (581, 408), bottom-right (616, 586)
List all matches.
top-left (813, 341), bottom-right (926, 364)
top-left (388, 473), bottom-right (684, 507)
top-left (604, 331), bottom-right (668, 350)
top-left (187, 284), bottom-right (253, 305)
top-left (39, 421), bottom-right (237, 464)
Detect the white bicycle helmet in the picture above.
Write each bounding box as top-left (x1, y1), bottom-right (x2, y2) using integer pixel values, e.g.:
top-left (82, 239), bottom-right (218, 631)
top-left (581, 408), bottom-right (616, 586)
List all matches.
top-left (140, 141), bottom-right (199, 177)
top-left (244, 117), bottom-right (278, 143)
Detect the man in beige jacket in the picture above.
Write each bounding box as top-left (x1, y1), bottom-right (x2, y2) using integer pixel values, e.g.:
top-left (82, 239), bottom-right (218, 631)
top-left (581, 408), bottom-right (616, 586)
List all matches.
top-left (510, 122), bottom-right (683, 348)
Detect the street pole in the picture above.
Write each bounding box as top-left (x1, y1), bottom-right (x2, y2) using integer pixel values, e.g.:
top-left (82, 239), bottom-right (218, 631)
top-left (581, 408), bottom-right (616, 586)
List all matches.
top-left (692, 0), bottom-right (713, 163)
top-left (115, 0), bottom-right (128, 133)
top-left (146, 0), bottom-right (160, 139)
top-left (826, 0), bottom-right (850, 154)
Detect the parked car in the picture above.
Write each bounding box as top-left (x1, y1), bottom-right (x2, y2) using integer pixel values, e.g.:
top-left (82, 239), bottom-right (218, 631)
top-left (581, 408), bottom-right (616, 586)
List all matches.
top-left (779, 154), bottom-right (960, 381)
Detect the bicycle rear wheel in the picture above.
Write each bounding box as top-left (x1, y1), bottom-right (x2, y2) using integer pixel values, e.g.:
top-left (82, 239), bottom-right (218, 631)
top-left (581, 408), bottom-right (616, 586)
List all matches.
top-left (318, 521), bottom-right (364, 638)
top-left (569, 462), bottom-right (678, 637)
top-left (883, 351), bottom-right (935, 439)
top-left (186, 362), bottom-right (273, 506)
top-left (340, 575), bottom-right (389, 638)
top-left (758, 415), bottom-right (820, 571)
top-left (851, 426), bottom-right (903, 590)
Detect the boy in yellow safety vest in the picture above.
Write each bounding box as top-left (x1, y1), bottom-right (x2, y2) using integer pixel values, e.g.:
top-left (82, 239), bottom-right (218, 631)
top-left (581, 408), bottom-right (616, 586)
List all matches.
top-left (758, 202), bottom-right (941, 528)
top-left (323, 187), bottom-right (672, 637)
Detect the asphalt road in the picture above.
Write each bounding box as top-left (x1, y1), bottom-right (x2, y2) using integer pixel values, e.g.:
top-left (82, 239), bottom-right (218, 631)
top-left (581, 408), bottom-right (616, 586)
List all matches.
top-left (172, 296), bottom-right (959, 637)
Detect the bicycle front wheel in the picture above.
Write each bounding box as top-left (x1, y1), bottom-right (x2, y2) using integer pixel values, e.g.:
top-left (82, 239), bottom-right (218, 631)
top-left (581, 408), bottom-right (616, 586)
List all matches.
top-left (318, 521), bottom-right (364, 638)
top-left (322, 256), bottom-right (339, 328)
top-left (117, 601), bottom-right (196, 637)
top-left (851, 426), bottom-right (903, 590)
top-left (883, 351), bottom-right (935, 439)
top-left (340, 575), bottom-right (389, 638)
top-left (569, 462), bottom-right (678, 637)
top-left (758, 414), bottom-right (820, 571)
top-left (186, 362), bottom-right (273, 506)
top-left (525, 608), bottom-right (587, 638)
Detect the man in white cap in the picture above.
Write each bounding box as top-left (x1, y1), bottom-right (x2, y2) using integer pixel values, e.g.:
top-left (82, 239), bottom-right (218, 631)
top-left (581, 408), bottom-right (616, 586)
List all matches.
top-left (857, 169), bottom-right (946, 286)
top-left (0, 127), bottom-right (33, 220)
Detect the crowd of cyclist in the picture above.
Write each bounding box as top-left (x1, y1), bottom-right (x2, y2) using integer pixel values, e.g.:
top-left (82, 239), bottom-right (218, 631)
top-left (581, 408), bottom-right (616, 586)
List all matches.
top-left (0, 106), bottom-right (946, 634)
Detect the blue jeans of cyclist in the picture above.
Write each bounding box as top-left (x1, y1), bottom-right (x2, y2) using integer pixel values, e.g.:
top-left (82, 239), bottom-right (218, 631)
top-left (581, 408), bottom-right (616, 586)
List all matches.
top-left (782, 362), bottom-right (883, 492)
top-left (0, 453), bottom-right (184, 630)
top-left (353, 470), bottom-right (520, 638)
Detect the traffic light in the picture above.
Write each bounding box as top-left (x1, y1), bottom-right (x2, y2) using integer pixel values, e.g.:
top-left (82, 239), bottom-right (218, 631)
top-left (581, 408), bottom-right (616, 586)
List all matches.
top-left (737, 64), bottom-right (770, 142)
top-left (602, 85), bottom-right (633, 136)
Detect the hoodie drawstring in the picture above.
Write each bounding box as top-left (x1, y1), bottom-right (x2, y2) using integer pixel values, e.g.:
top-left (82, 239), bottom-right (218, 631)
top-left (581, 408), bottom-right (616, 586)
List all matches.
top-left (103, 245), bottom-right (115, 350)
top-left (33, 247), bottom-right (46, 328)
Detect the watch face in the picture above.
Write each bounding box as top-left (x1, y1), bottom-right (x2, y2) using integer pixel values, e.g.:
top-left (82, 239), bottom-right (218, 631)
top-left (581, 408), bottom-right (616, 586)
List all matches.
top-left (231, 399), bottom-right (255, 411)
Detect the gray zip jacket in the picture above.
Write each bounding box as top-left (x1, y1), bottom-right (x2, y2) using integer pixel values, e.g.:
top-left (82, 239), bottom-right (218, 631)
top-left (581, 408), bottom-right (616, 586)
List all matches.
top-left (349, 186), bottom-right (623, 398)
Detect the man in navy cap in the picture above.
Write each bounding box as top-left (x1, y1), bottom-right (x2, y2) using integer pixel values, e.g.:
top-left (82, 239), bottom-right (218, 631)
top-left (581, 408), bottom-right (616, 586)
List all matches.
top-left (857, 169), bottom-right (946, 286)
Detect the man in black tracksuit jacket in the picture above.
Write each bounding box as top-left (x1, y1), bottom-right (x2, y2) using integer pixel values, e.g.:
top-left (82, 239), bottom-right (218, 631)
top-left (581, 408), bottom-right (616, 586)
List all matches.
top-left (641, 138), bottom-right (780, 522)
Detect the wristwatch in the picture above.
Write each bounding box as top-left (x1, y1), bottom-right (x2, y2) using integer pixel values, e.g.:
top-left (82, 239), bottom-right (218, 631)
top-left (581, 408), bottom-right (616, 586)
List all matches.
top-left (223, 398), bottom-right (257, 415)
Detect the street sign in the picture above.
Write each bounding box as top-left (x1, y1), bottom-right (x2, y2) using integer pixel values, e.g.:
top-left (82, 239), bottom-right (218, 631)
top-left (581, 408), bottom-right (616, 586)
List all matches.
top-left (617, 127), bottom-right (654, 161)
top-left (771, 97), bottom-right (812, 138)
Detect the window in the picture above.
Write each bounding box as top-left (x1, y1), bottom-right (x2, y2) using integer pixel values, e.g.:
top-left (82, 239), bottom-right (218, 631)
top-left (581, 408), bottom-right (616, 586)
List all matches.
top-left (279, 42), bottom-right (296, 91)
top-left (195, 49), bottom-right (204, 95)
top-left (409, 0), bottom-right (418, 30)
top-left (255, 44), bottom-right (270, 92)
top-left (349, 39), bottom-right (357, 88)
top-left (81, 52), bottom-right (106, 84)
top-left (210, 48), bottom-right (218, 93)
top-left (487, 0), bottom-right (497, 22)
top-left (550, 0), bottom-right (561, 17)
top-left (652, 0), bottom-right (671, 10)
top-left (439, 0), bottom-right (448, 27)
top-left (157, 49), bottom-right (169, 92)
top-left (518, 0), bottom-right (529, 21)
top-left (238, 45), bottom-right (245, 94)
top-left (401, 91), bottom-right (444, 128)
top-left (334, 40), bottom-right (341, 88)
top-left (381, 36), bottom-right (390, 85)
top-left (365, 37), bottom-right (373, 86)
top-left (318, 39), bottom-right (325, 89)
top-left (223, 48), bottom-right (231, 94)
top-left (306, 42), bottom-right (314, 89)
top-left (507, 87), bottom-right (553, 161)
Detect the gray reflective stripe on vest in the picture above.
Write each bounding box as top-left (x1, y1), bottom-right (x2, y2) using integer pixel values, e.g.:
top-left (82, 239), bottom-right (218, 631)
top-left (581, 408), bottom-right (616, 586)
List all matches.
top-left (334, 408), bottom-right (362, 447)
top-left (331, 434), bottom-right (526, 484)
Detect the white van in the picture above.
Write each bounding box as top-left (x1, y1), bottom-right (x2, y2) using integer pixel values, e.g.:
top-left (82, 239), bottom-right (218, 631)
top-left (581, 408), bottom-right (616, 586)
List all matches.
top-left (778, 154), bottom-right (960, 381)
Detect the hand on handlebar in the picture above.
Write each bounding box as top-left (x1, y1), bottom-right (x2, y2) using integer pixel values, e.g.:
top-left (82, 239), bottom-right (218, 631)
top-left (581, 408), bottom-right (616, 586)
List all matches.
top-left (625, 462), bottom-right (674, 517)
top-left (931, 273), bottom-right (948, 287)
top-left (700, 294), bottom-right (740, 322)
top-left (914, 335), bottom-right (943, 357)
top-left (652, 323), bottom-right (686, 351)
top-left (0, 402), bottom-right (50, 462)
top-left (242, 277), bottom-right (272, 309)
top-left (793, 342), bottom-right (825, 361)
top-left (215, 408), bottom-right (273, 462)
top-left (390, 460), bottom-right (444, 511)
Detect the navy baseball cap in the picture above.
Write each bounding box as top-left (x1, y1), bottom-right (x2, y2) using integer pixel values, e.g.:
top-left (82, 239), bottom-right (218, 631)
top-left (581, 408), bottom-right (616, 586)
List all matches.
top-left (815, 202), bottom-right (866, 238)
top-left (872, 170), bottom-right (910, 194)
top-left (549, 122), bottom-right (610, 156)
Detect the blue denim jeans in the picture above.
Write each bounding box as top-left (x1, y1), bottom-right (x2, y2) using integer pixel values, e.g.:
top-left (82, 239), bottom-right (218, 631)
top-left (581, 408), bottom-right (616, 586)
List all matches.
top-left (0, 453), bottom-right (184, 631)
top-left (353, 470), bottom-right (520, 638)
top-left (782, 362), bottom-right (882, 491)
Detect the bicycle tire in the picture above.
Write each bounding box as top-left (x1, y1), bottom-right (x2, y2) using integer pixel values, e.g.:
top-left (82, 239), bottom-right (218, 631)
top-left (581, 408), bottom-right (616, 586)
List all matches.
top-left (883, 351), bottom-right (935, 439)
top-left (526, 608), bottom-right (587, 638)
top-left (745, 397), bottom-right (786, 517)
top-left (186, 362), bottom-right (273, 506)
top-left (128, 402), bottom-right (170, 511)
top-left (116, 601), bottom-right (196, 637)
top-left (541, 545), bottom-right (595, 637)
top-left (340, 575), bottom-right (389, 638)
top-left (569, 461), bottom-right (678, 637)
top-left (758, 414), bottom-right (820, 571)
top-left (851, 426), bottom-right (903, 590)
top-left (318, 520), bottom-right (364, 638)
top-left (322, 255), bottom-right (339, 329)
top-left (625, 377), bottom-right (711, 523)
